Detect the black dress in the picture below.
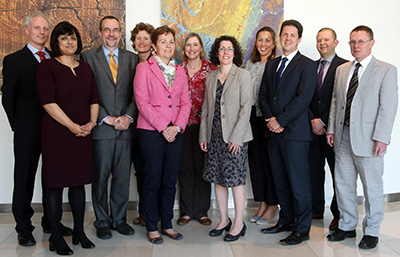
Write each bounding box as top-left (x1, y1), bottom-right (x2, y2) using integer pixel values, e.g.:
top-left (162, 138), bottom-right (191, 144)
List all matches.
top-left (37, 58), bottom-right (99, 188)
top-left (203, 79), bottom-right (248, 188)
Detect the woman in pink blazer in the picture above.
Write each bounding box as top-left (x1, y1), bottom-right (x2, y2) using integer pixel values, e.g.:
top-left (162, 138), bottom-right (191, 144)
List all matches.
top-left (133, 25), bottom-right (191, 244)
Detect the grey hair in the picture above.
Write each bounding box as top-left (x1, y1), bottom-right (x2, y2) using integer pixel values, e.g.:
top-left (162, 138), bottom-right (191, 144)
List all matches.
top-left (24, 13), bottom-right (52, 28)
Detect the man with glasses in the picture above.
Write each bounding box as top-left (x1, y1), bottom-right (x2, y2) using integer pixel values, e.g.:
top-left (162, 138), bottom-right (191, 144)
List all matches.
top-left (81, 16), bottom-right (138, 239)
top-left (259, 20), bottom-right (317, 245)
top-left (326, 25), bottom-right (398, 249)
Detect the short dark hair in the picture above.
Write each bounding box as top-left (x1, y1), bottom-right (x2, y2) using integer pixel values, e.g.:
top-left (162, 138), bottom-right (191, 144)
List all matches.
top-left (130, 22), bottom-right (155, 50)
top-left (250, 26), bottom-right (277, 63)
top-left (209, 35), bottom-right (243, 66)
top-left (50, 21), bottom-right (82, 57)
top-left (151, 25), bottom-right (176, 45)
top-left (280, 19), bottom-right (303, 38)
top-left (351, 25), bottom-right (374, 40)
top-left (99, 16), bottom-right (121, 31)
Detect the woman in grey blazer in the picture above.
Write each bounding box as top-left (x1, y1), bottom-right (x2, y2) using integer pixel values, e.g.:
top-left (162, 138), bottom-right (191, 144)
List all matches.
top-left (199, 36), bottom-right (253, 242)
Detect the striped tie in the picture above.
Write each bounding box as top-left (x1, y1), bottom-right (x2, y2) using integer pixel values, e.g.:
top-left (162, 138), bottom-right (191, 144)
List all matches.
top-left (344, 63), bottom-right (361, 126)
top-left (109, 53), bottom-right (118, 84)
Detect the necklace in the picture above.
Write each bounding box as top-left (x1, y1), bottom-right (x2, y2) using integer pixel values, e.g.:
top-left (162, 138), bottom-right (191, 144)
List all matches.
top-left (187, 62), bottom-right (201, 70)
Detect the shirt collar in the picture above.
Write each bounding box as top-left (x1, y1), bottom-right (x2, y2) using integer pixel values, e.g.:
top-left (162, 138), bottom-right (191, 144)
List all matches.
top-left (102, 46), bottom-right (119, 57)
top-left (355, 54), bottom-right (372, 68)
top-left (321, 53), bottom-right (336, 64)
top-left (282, 50), bottom-right (298, 63)
top-left (27, 43), bottom-right (48, 55)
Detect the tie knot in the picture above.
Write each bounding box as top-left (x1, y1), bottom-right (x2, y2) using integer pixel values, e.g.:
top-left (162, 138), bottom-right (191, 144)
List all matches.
top-left (109, 52), bottom-right (114, 57)
top-left (37, 51), bottom-right (45, 57)
top-left (321, 60), bottom-right (327, 66)
top-left (355, 63), bottom-right (361, 68)
top-left (282, 57), bottom-right (288, 64)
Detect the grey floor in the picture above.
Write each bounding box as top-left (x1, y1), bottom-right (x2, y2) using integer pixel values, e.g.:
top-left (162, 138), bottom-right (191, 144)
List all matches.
top-left (1, 202), bottom-right (400, 256)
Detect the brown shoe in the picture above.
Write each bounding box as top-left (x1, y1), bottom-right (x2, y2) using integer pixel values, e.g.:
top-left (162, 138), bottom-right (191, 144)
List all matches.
top-left (177, 217), bottom-right (191, 225)
top-left (198, 217), bottom-right (212, 226)
top-left (329, 218), bottom-right (339, 231)
top-left (312, 213), bottom-right (323, 219)
top-left (133, 216), bottom-right (146, 226)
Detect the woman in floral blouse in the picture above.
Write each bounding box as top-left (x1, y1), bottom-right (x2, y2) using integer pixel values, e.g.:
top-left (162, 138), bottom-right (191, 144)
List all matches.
top-left (177, 33), bottom-right (217, 226)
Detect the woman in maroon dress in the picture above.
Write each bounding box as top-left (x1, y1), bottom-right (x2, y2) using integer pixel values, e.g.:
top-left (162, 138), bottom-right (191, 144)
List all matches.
top-left (37, 21), bottom-right (99, 255)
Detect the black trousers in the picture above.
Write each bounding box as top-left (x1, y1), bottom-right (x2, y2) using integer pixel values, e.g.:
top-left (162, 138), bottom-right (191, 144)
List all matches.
top-left (267, 136), bottom-right (312, 234)
top-left (248, 110), bottom-right (278, 205)
top-left (12, 143), bottom-right (49, 232)
top-left (178, 124), bottom-right (211, 220)
top-left (308, 134), bottom-right (339, 218)
top-left (139, 129), bottom-right (184, 231)
top-left (132, 137), bottom-right (145, 216)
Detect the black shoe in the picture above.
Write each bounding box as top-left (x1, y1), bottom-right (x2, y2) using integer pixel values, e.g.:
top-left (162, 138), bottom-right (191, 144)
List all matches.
top-left (112, 222), bottom-right (135, 236)
top-left (261, 223), bottom-right (292, 234)
top-left (358, 235), bottom-right (379, 249)
top-left (49, 237), bottom-right (73, 255)
top-left (43, 224), bottom-right (73, 236)
top-left (96, 227), bottom-right (112, 239)
top-left (327, 229), bottom-right (356, 241)
top-left (224, 222), bottom-right (246, 242)
top-left (280, 231), bottom-right (310, 245)
top-left (17, 230), bottom-right (36, 247)
top-left (72, 232), bottom-right (95, 249)
top-left (209, 218), bottom-right (232, 237)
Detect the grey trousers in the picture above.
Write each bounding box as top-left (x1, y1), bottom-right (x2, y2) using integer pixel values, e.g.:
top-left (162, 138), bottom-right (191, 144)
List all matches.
top-left (335, 126), bottom-right (384, 236)
top-left (92, 138), bottom-right (132, 228)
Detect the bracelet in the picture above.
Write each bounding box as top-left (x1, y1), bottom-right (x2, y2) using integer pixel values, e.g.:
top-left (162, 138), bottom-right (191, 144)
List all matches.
top-left (89, 120), bottom-right (97, 126)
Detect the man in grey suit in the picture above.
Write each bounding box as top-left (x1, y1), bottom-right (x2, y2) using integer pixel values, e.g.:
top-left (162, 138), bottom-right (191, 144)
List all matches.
top-left (81, 16), bottom-right (138, 239)
top-left (326, 25), bottom-right (398, 249)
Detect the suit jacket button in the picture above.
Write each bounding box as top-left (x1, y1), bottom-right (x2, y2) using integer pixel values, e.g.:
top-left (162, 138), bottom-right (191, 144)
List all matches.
top-left (318, 101), bottom-right (321, 103)
top-left (222, 114), bottom-right (225, 118)
top-left (168, 95), bottom-right (171, 98)
top-left (221, 102), bottom-right (224, 105)
top-left (169, 105), bottom-right (172, 108)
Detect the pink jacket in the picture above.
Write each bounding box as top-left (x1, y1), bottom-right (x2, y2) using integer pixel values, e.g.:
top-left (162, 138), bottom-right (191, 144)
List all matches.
top-left (134, 56), bottom-right (191, 132)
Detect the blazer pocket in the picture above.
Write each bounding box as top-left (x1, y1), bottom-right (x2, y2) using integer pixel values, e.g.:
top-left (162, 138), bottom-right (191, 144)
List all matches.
top-left (152, 105), bottom-right (161, 107)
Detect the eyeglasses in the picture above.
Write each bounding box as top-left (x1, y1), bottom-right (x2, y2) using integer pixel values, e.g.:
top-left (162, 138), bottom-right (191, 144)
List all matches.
top-left (348, 39), bottom-right (371, 46)
top-left (218, 47), bottom-right (234, 52)
top-left (102, 28), bottom-right (121, 34)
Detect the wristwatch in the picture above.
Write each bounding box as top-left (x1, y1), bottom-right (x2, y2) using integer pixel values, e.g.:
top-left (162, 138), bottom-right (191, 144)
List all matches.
top-left (176, 125), bottom-right (181, 132)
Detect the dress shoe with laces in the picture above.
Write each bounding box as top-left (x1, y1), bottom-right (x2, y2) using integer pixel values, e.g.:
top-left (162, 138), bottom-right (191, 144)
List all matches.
top-left (327, 229), bottom-right (356, 241)
top-left (112, 222), bottom-right (135, 236)
top-left (17, 230), bottom-right (36, 247)
top-left (72, 232), bottom-right (95, 249)
top-left (280, 231), bottom-right (309, 245)
top-left (43, 224), bottom-right (73, 236)
top-left (261, 223), bottom-right (292, 234)
top-left (358, 235), bottom-right (379, 249)
top-left (96, 227), bottom-right (112, 239)
top-left (223, 222), bottom-right (246, 242)
top-left (329, 218), bottom-right (339, 231)
top-left (209, 218), bottom-right (232, 237)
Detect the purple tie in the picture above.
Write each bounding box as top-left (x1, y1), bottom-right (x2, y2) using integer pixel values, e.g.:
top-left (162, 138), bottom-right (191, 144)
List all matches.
top-left (317, 60), bottom-right (327, 94)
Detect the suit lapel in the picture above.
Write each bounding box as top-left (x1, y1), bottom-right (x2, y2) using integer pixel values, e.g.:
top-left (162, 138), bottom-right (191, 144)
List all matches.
top-left (276, 52), bottom-right (301, 91)
top-left (355, 56), bottom-right (376, 100)
top-left (222, 64), bottom-right (238, 95)
top-left (22, 46), bottom-right (40, 69)
top-left (95, 46), bottom-right (115, 84)
top-left (116, 49), bottom-right (125, 87)
top-left (148, 56), bottom-right (169, 91)
top-left (319, 55), bottom-right (338, 96)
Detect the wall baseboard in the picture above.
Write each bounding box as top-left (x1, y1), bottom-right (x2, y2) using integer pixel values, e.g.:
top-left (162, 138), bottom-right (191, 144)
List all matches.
top-left (1, 193), bottom-right (399, 213)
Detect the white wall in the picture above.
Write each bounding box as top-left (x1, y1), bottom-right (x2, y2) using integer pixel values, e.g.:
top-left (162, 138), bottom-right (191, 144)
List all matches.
top-left (1, 0), bottom-right (399, 204)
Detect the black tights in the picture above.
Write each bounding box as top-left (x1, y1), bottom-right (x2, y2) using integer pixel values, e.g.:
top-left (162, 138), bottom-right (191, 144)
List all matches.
top-left (46, 186), bottom-right (88, 249)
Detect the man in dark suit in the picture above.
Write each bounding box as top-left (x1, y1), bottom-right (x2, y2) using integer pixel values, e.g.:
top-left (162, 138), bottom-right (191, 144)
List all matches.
top-left (1, 13), bottom-right (71, 246)
top-left (259, 19), bottom-right (317, 245)
top-left (308, 28), bottom-right (347, 231)
top-left (81, 16), bottom-right (138, 239)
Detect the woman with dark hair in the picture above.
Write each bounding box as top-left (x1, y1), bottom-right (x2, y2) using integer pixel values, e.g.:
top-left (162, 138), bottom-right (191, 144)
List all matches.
top-left (36, 21), bottom-right (99, 255)
top-left (245, 26), bottom-right (279, 225)
top-left (200, 36), bottom-right (253, 242)
top-left (134, 25), bottom-right (191, 244)
top-left (177, 33), bottom-right (217, 226)
top-left (129, 22), bottom-right (155, 227)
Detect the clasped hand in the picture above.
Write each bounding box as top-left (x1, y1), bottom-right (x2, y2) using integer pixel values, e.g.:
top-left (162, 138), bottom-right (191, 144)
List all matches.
top-left (266, 117), bottom-right (284, 133)
top-left (104, 116), bottom-right (131, 130)
top-left (162, 126), bottom-right (178, 143)
top-left (69, 122), bottom-right (95, 137)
